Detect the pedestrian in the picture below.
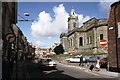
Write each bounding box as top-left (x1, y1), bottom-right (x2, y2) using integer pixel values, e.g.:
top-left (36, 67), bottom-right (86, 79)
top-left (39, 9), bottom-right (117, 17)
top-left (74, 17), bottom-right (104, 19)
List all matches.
top-left (95, 57), bottom-right (100, 71)
top-left (79, 55), bottom-right (84, 66)
top-left (89, 64), bottom-right (94, 71)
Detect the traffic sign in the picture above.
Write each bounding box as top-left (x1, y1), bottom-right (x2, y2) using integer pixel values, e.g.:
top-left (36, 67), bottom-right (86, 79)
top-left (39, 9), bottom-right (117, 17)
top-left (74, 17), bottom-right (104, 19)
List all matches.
top-left (5, 33), bottom-right (16, 43)
top-left (100, 39), bottom-right (107, 47)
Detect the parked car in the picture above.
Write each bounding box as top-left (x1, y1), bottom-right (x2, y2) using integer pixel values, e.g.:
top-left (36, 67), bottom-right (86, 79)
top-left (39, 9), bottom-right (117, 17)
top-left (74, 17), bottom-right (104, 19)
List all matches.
top-left (32, 57), bottom-right (39, 63)
top-left (99, 57), bottom-right (107, 68)
top-left (66, 56), bottom-right (86, 63)
top-left (38, 58), bottom-right (57, 69)
top-left (87, 57), bottom-right (98, 62)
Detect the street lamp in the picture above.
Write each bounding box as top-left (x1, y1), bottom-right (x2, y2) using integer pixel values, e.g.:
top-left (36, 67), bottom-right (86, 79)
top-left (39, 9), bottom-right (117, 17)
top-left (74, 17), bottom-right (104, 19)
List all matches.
top-left (24, 13), bottom-right (30, 16)
top-left (18, 13), bottom-right (33, 22)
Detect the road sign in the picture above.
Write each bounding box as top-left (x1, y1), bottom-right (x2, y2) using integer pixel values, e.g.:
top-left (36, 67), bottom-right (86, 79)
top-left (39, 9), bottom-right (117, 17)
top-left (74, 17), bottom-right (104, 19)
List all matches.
top-left (100, 39), bottom-right (107, 47)
top-left (5, 33), bottom-right (16, 43)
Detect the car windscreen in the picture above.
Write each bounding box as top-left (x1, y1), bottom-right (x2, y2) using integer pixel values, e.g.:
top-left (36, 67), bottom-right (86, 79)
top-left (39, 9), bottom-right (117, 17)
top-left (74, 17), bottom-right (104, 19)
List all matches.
top-left (42, 59), bottom-right (52, 62)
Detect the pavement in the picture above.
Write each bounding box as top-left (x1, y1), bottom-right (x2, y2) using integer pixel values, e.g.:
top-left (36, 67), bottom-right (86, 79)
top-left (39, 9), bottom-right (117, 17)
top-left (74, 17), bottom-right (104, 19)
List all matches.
top-left (11, 60), bottom-right (28, 80)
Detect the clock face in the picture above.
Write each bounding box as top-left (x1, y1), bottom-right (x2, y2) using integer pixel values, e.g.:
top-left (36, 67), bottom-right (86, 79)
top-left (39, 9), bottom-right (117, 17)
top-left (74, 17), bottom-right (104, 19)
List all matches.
top-left (5, 33), bottom-right (16, 43)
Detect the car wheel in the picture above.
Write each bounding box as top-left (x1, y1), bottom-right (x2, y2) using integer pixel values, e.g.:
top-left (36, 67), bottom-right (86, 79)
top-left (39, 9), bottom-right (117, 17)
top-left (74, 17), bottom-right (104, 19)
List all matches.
top-left (67, 60), bottom-right (71, 63)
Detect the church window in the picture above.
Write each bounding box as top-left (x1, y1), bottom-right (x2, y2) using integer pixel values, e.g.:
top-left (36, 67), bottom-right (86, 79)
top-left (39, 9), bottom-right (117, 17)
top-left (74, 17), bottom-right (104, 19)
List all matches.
top-left (100, 34), bottom-right (103, 40)
top-left (89, 36), bottom-right (92, 44)
top-left (68, 40), bottom-right (70, 48)
top-left (73, 22), bottom-right (76, 27)
top-left (79, 37), bottom-right (83, 46)
top-left (70, 38), bottom-right (72, 47)
top-left (73, 12), bottom-right (75, 15)
top-left (87, 37), bottom-right (89, 45)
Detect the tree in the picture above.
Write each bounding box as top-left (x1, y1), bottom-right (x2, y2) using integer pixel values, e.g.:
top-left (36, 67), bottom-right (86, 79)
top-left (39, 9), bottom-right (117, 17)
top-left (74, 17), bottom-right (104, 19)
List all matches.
top-left (53, 44), bottom-right (64, 55)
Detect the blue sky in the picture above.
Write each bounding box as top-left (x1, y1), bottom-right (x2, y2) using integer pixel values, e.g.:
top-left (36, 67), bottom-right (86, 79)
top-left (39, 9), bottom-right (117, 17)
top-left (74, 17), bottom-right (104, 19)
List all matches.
top-left (17, 1), bottom-right (116, 48)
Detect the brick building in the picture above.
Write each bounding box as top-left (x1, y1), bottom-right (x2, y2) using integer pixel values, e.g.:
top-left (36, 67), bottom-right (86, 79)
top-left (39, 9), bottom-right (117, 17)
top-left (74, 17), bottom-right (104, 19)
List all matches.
top-left (108, 1), bottom-right (120, 72)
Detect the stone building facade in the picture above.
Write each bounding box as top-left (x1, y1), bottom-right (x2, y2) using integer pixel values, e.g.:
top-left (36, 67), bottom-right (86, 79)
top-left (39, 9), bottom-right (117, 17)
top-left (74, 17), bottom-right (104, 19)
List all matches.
top-left (60, 8), bottom-right (108, 54)
top-left (108, 1), bottom-right (120, 72)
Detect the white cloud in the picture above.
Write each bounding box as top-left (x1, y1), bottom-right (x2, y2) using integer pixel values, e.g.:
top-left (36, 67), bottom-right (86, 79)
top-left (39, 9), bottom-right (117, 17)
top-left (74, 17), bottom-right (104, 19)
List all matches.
top-left (36, 41), bottom-right (41, 46)
top-left (31, 4), bottom-right (91, 47)
top-left (48, 37), bottom-right (52, 39)
top-left (98, 0), bottom-right (118, 13)
top-left (35, 41), bottom-right (47, 48)
top-left (31, 4), bottom-right (68, 40)
top-left (78, 14), bottom-right (90, 27)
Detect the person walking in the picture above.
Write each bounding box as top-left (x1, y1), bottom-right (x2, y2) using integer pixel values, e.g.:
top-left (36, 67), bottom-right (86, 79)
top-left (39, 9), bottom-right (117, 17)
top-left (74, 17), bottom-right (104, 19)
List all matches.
top-left (95, 57), bottom-right (100, 71)
top-left (79, 55), bottom-right (83, 66)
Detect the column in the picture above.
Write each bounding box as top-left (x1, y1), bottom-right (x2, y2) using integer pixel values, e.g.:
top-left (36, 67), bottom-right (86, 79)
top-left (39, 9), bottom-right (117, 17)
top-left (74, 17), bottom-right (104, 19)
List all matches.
top-left (93, 28), bottom-right (97, 54)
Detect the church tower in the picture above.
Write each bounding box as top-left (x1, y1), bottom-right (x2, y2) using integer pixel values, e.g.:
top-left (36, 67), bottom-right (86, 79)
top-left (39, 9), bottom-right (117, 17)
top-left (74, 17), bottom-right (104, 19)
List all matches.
top-left (68, 8), bottom-right (78, 32)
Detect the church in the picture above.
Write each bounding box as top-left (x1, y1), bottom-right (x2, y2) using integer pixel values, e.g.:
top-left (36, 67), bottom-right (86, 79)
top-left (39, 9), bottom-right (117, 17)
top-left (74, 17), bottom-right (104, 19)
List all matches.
top-left (60, 8), bottom-right (108, 54)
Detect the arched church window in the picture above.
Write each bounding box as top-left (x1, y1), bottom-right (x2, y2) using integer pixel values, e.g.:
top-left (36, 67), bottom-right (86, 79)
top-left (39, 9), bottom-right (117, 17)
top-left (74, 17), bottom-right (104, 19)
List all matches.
top-left (90, 36), bottom-right (92, 44)
top-left (87, 37), bottom-right (89, 45)
top-left (79, 37), bottom-right (83, 46)
top-left (100, 34), bottom-right (103, 40)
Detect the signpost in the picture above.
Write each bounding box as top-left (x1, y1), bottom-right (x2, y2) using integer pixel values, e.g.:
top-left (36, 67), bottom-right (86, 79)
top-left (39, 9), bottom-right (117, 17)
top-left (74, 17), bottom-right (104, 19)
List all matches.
top-left (100, 39), bottom-right (109, 70)
top-left (5, 33), bottom-right (16, 43)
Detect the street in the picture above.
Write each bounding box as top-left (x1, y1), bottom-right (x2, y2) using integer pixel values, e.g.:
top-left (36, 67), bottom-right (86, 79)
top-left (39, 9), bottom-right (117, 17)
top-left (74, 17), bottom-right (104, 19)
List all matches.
top-left (21, 59), bottom-right (118, 80)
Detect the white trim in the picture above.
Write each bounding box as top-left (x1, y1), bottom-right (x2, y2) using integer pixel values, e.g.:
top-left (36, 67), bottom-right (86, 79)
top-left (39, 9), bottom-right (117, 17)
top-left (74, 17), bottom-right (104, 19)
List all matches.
top-left (118, 22), bottom-right (120, 38)
top-left (100, 42), bottom-right (107, 44)
top-left (109, 27), bottom-right (113, 30)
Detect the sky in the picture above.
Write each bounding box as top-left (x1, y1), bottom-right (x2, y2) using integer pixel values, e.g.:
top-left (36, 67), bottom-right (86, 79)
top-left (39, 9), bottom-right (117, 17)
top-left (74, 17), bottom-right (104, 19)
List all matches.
top-left (17, 1), bottom-right (117, 48)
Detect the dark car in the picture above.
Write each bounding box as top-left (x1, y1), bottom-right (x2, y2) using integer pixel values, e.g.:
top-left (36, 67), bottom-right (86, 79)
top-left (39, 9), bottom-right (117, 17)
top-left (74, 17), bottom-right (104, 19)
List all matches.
top-left (99, 57), bottom-right (107, 68)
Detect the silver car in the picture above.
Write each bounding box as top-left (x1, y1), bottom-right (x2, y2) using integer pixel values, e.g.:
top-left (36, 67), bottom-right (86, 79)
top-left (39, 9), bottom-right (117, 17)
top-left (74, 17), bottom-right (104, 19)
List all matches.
top-left (38, 58), bottom-right (57, 69)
